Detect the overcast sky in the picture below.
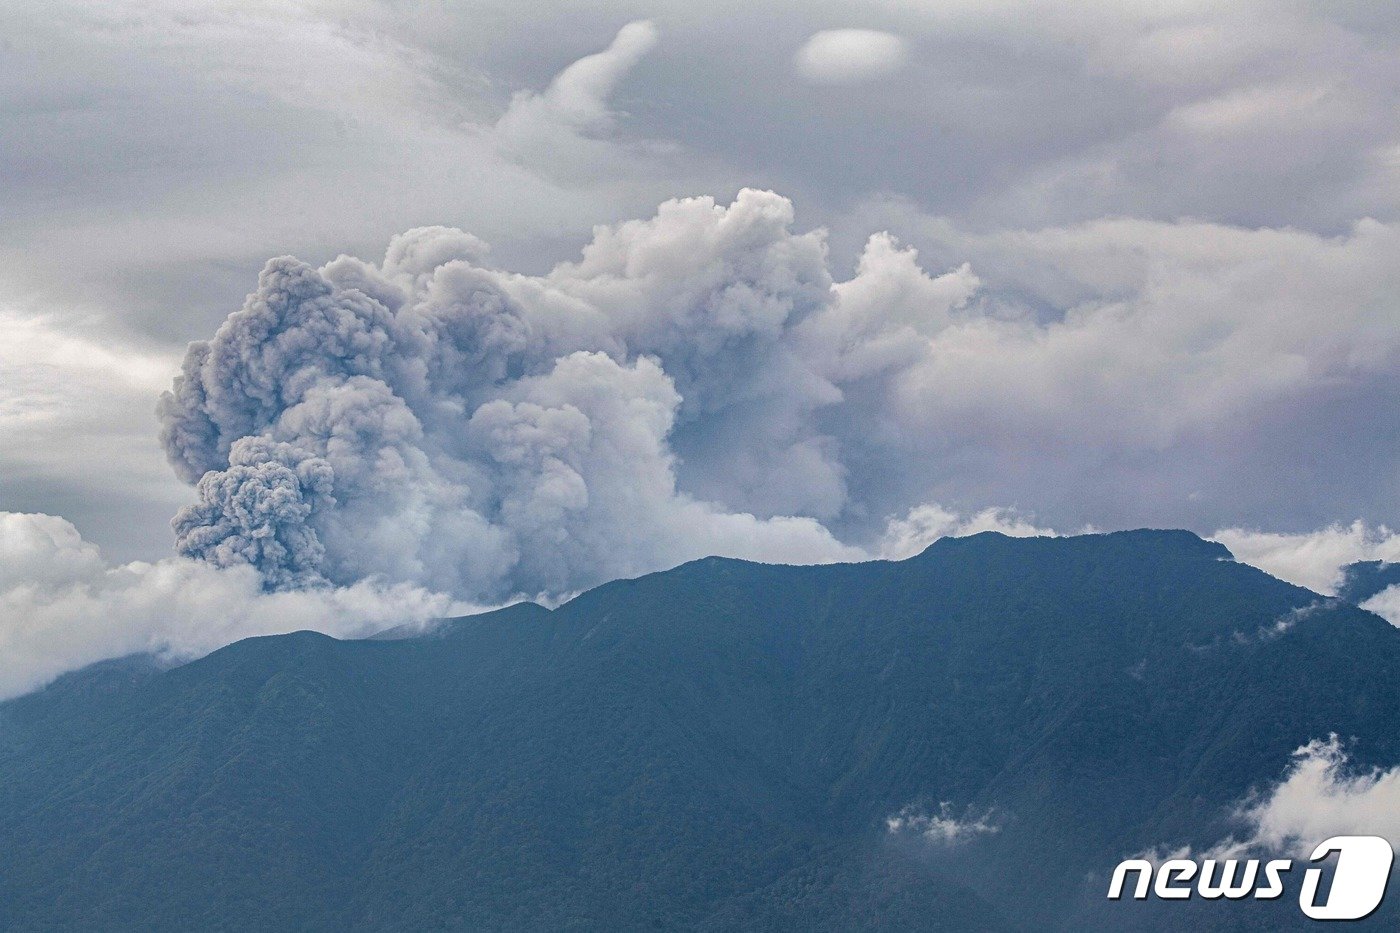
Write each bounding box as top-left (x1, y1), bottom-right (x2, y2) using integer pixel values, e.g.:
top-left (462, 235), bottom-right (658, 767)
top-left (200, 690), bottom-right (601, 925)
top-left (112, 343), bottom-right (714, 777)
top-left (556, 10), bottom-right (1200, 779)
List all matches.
top-left (3, 0), bottom-right (1400, 694)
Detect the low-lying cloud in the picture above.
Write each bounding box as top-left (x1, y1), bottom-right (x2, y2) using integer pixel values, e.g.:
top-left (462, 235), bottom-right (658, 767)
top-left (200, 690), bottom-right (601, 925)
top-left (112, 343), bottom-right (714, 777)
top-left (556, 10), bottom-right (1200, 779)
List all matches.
top-left (886, 802), bottom-right (1000, 845)
top-left (878, 504), bottom-right (1057, 560)
top-left (1240, 736), bottom-right (1400, 854)
top-left (1212, 522), bottom-right (1400, 596)
top-left (0, 511), bottom-right (468, 701)
top-left (1141, 736), bottom-right (1400, 863)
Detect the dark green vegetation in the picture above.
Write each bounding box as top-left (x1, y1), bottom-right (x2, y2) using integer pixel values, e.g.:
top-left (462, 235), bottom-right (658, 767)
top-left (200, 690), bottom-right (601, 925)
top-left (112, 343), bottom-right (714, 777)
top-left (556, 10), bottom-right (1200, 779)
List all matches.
top-left (1339, 559), bottom-right (1400, 605)
top-left (2, 531), bottom-right (1399, 930)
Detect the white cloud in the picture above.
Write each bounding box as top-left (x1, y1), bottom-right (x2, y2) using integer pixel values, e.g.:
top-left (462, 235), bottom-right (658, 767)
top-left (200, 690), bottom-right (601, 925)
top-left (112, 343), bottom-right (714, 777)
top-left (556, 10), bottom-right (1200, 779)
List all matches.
top-left (886, 802), bottom-right (999, 844)
top-left (520, 20), bottom-right (658, 131)
top-left (1239, 737), bottom-right (1400, 853)
top-left (836, 204), bottom-right (1400, 533)
top-left (794, 29), bottom-right (908, 85)
top-left (878, 503), bottom-right (1055, 560)
top-left (0, 511), bottom-right (470, 701)
top-left (888, 216), bottom-right (1400, 446)
top-left (1150, 736), bottom-right (1400, 862)
top-left (491, 20), bottom-right (664, 176)
top-left (1361, 587), bottom-right (1400, 627)
top-left (1211, 522), bottom-right (1400, 596)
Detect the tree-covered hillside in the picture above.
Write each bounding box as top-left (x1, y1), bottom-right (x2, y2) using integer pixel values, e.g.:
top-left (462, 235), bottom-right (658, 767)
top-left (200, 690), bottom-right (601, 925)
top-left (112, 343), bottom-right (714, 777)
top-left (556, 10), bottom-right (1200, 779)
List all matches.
top-left (2, 530), bottom-right (1397, 930)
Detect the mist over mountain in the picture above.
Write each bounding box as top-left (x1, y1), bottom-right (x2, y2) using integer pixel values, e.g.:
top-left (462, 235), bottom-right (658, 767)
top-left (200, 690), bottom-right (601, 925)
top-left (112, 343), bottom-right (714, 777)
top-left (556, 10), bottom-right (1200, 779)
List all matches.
top-left (2, 530), bottom-right (1397, 930)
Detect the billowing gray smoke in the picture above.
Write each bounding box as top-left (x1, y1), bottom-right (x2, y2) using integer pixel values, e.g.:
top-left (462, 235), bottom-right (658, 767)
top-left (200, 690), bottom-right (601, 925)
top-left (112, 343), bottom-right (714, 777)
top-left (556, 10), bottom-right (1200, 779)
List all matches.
top-left (160, 188), bottom-right (1400, 604)
top-left (159, 191), bottom-right (884, 600)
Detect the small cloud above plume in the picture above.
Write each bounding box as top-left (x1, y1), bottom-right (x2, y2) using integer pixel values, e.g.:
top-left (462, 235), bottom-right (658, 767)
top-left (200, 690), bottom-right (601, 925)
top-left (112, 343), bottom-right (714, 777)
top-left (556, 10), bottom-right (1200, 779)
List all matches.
top-left (534, 20), bottom-right (658, 131)
top-left (794, 29), bottom-right (908, 85)
top-left (492, 20), bottom-right (660, 173)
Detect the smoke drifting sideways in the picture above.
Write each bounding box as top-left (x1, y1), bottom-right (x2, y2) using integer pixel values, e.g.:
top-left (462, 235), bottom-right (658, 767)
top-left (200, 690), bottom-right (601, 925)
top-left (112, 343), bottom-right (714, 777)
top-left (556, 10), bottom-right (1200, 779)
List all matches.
top-left (157, 190), bottom-right (961, 603)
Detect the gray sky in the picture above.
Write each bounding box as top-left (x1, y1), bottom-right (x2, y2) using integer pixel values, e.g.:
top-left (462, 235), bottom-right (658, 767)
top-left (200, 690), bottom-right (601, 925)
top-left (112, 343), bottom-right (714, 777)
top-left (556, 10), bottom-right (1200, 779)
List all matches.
top-left (1, 0), bottom-right (1399, 563)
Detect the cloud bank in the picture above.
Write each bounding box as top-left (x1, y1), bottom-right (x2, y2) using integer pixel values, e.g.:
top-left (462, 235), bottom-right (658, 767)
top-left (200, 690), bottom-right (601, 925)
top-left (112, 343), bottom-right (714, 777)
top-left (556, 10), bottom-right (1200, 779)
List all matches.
top-left (0, 511), bottom-right (466, 700)
top-left (1142, 736), bottom-right (1400, 863)
top-left (1239, 737), bottom-right (1400, 853)
top-left (1212, 523), bottom-right (1400, 595)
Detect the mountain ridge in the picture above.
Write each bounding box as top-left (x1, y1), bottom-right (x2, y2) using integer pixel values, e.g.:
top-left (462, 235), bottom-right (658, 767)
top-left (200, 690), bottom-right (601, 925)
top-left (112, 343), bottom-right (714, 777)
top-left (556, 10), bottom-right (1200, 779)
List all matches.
top-left (1, 529), bottom-right (1396, 930)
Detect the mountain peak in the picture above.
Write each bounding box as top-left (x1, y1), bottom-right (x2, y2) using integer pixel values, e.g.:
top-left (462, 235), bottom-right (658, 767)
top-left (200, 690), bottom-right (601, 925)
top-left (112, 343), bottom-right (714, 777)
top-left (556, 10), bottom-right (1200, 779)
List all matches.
top-left (918, 527), bottom-right (1233, 562)
top-left (4, 526), bottom-right (1386, 931)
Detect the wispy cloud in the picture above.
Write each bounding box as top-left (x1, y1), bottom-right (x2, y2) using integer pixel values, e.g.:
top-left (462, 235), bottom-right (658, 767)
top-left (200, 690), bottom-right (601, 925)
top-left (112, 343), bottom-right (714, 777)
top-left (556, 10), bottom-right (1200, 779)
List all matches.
top-left (886, 802), bottom-right (1000, 844)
